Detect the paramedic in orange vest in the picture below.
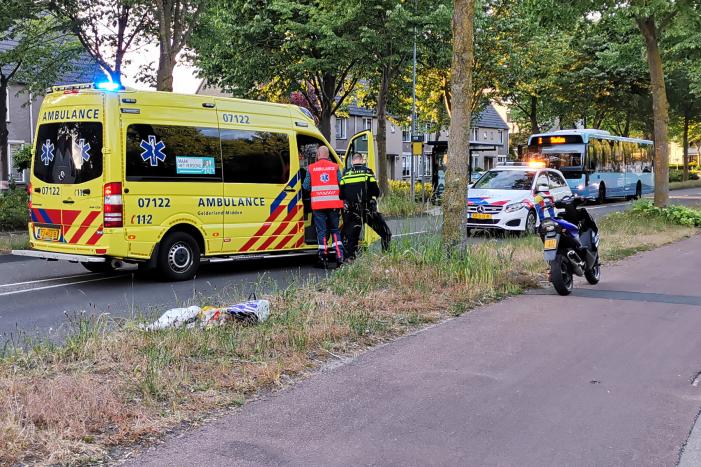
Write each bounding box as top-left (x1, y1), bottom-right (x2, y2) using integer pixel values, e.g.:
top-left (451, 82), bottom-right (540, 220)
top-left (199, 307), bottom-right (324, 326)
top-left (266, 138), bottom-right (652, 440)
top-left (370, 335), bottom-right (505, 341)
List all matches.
top-left (302, 146), bottom-right (345, 267)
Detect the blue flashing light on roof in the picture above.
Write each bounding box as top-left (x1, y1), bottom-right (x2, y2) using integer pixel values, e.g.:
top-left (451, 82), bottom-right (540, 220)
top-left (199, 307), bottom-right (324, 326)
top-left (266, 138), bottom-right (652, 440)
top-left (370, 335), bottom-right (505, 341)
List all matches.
top-left (96, 81), bottom-right (122, 91)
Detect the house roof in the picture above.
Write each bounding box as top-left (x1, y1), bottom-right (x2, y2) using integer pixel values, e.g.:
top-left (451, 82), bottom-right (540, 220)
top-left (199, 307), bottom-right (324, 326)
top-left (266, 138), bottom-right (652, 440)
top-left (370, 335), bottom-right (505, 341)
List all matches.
top-left (474, 104), bottom-right (509, 130)
top-left (347, 102), bottom-right (374, 118)
top-left (1, 39), bottom-right (102, 85)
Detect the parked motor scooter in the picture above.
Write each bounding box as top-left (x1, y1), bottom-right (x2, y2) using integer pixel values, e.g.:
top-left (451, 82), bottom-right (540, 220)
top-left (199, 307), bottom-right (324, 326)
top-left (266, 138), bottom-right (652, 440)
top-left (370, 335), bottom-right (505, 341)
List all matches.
top-left (538, 195), bottom-right (600, 296)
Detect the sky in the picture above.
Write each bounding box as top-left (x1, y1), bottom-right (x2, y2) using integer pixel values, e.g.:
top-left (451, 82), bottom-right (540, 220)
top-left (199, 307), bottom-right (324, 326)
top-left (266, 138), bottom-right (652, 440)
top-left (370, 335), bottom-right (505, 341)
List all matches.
top-left (120, 41), bottom-right (202, 94)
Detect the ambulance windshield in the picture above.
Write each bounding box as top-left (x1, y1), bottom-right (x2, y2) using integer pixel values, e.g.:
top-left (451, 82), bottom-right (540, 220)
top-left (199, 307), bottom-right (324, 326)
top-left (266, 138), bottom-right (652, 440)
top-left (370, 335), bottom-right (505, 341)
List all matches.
top-left (33, 122), bottom-right (103, 184)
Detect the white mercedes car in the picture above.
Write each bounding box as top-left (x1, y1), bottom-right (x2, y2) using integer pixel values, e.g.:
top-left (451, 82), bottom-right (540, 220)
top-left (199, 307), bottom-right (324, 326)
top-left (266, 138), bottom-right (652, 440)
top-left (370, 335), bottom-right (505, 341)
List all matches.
top-left (467, 164), bottom-right (572, 234)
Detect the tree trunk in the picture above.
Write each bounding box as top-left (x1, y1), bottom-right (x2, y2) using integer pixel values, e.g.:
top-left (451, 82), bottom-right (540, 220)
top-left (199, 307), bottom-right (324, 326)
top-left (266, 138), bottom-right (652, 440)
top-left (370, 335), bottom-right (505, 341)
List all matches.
top-left (442, 0), bottom-right (474, 246)
top-left (623, 108), bottom-right (631, 137)
top-left (637, 16), bottom-right (669, 207)
top-left (156, 0), bottom-right (175, 92)
top-left (156, 50), bottom-right (176, 92)
top-left (529, 95), bottom-right (538, 135)
top-left (0, 79), bottom-right (9, 188)
top-left (683, 113), bottom-right (689, 181)
top-left (376, 66), bottom-right (390, 195)
top-left (317, 73), bottom-right (336, 141)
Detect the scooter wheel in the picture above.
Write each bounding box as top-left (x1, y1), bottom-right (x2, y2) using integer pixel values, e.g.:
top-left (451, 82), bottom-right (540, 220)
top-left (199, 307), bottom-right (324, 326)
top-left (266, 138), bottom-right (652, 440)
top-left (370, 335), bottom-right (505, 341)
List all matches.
top-left (551, 254), bottom-right (573, 296)
top-left (585, 262), bottom-right (601, 285)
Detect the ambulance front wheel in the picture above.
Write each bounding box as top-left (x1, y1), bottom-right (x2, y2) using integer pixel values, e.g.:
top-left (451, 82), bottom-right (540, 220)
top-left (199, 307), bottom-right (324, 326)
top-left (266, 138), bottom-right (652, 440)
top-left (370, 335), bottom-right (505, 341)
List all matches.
top-left (157, 231), bottom-right (200, 281)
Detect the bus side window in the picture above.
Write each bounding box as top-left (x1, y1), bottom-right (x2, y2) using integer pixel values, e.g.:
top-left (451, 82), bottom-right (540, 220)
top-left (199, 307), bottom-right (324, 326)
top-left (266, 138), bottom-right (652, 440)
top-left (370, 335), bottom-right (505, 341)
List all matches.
top-left (587, 142), bottom-right (598, 172)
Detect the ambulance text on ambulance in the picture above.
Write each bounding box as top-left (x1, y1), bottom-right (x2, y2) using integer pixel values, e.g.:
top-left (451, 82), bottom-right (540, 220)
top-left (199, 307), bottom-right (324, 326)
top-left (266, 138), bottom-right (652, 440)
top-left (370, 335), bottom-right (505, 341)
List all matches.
top-left (41, 108), bottom-right (100, 121)
top-left (197, 197), bottom-right (265, 208)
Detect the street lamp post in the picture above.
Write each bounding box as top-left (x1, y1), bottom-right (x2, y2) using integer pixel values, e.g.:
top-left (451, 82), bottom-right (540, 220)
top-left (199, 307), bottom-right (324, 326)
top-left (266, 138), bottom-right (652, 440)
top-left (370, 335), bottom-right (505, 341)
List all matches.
top-left (410, 23), bottom-right (417, 200)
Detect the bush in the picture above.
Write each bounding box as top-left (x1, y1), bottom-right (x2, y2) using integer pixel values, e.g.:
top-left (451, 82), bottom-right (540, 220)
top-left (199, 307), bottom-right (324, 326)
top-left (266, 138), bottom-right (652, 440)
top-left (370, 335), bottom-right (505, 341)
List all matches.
top-left (12, 145), bottom-right (32, 172)
top-left (669, 169), bottom-right (700, 182)
top-left (0, 188), bottom-right (29, 231)
top-left (632, 200), bottom-right (701, 227)
top-left (387, 179), bottom-right (433, 201)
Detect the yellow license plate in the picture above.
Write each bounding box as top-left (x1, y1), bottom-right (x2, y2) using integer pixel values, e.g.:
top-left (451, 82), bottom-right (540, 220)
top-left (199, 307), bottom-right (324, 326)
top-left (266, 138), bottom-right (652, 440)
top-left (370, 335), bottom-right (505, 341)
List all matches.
top-left (471, 213), bottom-right (492, 220)
top-left (36, 227), bottom-right (60, 242)
top-left (544, 238), bottom-right (557, 250)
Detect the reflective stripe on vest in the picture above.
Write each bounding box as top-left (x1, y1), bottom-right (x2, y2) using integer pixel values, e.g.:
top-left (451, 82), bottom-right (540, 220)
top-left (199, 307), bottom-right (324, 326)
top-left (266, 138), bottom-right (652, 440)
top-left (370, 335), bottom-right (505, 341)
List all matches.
top-left (309, 159), bottom-right (343, 209)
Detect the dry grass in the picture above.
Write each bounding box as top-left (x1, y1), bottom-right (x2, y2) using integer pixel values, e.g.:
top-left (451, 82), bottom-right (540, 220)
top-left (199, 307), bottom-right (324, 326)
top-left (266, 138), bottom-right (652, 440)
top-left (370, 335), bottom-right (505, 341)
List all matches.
top-left (0, 209), bottom-right (696, 465)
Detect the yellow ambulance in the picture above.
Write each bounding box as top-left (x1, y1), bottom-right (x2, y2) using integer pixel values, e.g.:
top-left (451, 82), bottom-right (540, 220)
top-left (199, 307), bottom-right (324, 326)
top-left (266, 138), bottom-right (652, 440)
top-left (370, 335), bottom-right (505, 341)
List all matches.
top-left (13, 82), bottom-right (377, 280)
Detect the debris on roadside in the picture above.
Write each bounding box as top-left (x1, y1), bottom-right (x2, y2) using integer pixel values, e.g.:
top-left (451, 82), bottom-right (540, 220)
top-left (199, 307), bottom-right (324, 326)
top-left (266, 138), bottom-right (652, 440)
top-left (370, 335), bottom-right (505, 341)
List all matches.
top-left (142, 297), bottom-right (270, 331)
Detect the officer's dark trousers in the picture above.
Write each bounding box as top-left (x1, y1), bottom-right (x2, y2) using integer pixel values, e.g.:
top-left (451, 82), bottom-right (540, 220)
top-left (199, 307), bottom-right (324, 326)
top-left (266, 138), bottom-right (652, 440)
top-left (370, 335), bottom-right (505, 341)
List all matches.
top-left (343, 204), bottom-right (392, 259)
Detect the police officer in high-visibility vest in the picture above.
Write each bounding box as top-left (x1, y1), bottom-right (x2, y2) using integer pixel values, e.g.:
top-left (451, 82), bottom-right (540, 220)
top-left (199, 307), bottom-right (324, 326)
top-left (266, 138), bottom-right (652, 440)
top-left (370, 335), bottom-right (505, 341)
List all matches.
top-left (340, 153), bottom-right (392, 260)
top-left (302, 146), bottom-right (344, 267)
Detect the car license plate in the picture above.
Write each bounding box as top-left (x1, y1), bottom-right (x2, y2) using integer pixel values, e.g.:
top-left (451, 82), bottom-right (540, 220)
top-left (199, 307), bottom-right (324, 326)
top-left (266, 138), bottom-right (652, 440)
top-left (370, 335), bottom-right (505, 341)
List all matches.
top-left (544, 238), bottom-right (557, 250)
top-left (36, 226), bottom-right (60, 242)
top-left (471, 213), bottom-right (492, 220)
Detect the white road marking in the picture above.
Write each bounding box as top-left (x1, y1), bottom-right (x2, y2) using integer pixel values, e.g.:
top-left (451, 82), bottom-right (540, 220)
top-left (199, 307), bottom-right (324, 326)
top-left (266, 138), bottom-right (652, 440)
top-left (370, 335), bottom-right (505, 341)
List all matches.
top-left (585, 201), bottom-right (632, 211)
top-left (0, 275), bottom-right (122, 297)
top-left (0, 272), bottom-right (103, 288)
top-left (394, 230), bottom-right (429, 238)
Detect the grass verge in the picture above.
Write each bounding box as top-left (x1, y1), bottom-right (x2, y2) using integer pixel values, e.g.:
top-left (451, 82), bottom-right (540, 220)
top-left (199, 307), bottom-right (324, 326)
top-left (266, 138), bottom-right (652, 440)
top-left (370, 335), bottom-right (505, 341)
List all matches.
top-left (670, 179), bottom-right (701, 190)
top-left (0, 208), bottom-right (698, 465)
top-left (0, 231), bottom-right (28, 253)
top-left (378, 191), bottom-right (431, 218)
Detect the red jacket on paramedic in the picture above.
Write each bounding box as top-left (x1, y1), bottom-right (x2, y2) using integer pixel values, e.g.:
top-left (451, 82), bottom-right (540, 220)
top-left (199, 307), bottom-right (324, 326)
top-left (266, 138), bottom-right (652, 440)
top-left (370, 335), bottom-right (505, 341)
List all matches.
top-left (306, 159), bottom-right (343, 210)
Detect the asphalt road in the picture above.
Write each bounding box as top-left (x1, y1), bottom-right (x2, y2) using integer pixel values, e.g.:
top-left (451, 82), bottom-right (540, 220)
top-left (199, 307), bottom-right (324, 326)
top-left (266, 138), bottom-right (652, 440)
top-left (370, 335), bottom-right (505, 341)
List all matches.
top-left (126, 233), bottom-right (701, 467)
top-left (0, 216), bottom-right (438, 344)
top-left (1, 188), bottom-right (700, 344)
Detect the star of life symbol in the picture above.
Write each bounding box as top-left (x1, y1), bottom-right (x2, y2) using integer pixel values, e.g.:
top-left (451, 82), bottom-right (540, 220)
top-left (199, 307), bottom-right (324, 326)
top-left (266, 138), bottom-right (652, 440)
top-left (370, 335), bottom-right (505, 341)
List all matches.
top-left (78, 139), bottom-right (91, 162)
top-left (140, 135), bottom-right (167, 167)
top-left (320, 173), bottom-right (330, 183)
top-left (41, 139), bottom-right (55, 166)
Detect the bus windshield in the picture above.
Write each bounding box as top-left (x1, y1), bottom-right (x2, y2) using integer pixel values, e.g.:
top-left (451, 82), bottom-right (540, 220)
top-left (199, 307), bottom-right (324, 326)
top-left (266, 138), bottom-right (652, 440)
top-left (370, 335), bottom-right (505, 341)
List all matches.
top-left (526, 146), bottom-right (583, 169)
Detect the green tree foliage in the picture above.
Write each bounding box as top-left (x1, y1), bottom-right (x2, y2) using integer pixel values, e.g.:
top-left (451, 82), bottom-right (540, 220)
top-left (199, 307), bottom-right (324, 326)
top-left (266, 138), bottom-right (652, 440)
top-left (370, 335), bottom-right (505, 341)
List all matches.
top-left (351, 0), bottom-right (451, 193)
top-left (527, 0), bottom-right (701, 207)
top-left (0, 5), bottom-right (82, 185)
top-left (50, 0), bottom-right (151, 84)
top-left (666, 7), bottom-right (701, 179)
top-left (191, 0), bottom-right (364, 140)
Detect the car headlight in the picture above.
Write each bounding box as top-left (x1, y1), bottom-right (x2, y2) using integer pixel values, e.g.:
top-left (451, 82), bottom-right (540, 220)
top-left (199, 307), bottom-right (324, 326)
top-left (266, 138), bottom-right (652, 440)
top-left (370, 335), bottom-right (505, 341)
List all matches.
top-left (504, 202), bottom-right (525, 213)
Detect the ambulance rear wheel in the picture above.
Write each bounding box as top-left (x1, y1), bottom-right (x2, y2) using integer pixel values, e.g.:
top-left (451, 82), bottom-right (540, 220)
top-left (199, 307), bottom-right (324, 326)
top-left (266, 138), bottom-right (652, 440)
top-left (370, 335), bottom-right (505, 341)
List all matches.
top-left (158, 232), bottom-right (200, 281)
top-left (81, 261), bottom-right (116, 274)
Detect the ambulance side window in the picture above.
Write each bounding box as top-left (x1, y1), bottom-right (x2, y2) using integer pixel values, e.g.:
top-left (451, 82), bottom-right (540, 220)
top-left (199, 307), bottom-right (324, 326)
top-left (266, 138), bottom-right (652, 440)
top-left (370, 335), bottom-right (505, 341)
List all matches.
top-left (221, 129), bottom-right (290, 184)
top-left (125, 124), bottom-right (222, 181)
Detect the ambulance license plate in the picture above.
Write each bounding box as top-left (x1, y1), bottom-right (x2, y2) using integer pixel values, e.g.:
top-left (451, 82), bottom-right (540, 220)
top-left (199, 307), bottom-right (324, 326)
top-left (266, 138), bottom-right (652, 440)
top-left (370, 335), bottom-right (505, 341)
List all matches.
top-left (470, 213), bottom-right (492, 220)
top-left (544, 238), bottom-right (558, 250)
top-left (36, 226), bottom-right (60, 242)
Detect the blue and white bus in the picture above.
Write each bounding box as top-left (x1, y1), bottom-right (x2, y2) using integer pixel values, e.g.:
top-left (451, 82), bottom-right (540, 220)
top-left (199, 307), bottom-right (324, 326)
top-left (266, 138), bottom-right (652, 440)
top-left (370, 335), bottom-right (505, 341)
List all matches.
top-left (524, 129), bottom-right (654, 202)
